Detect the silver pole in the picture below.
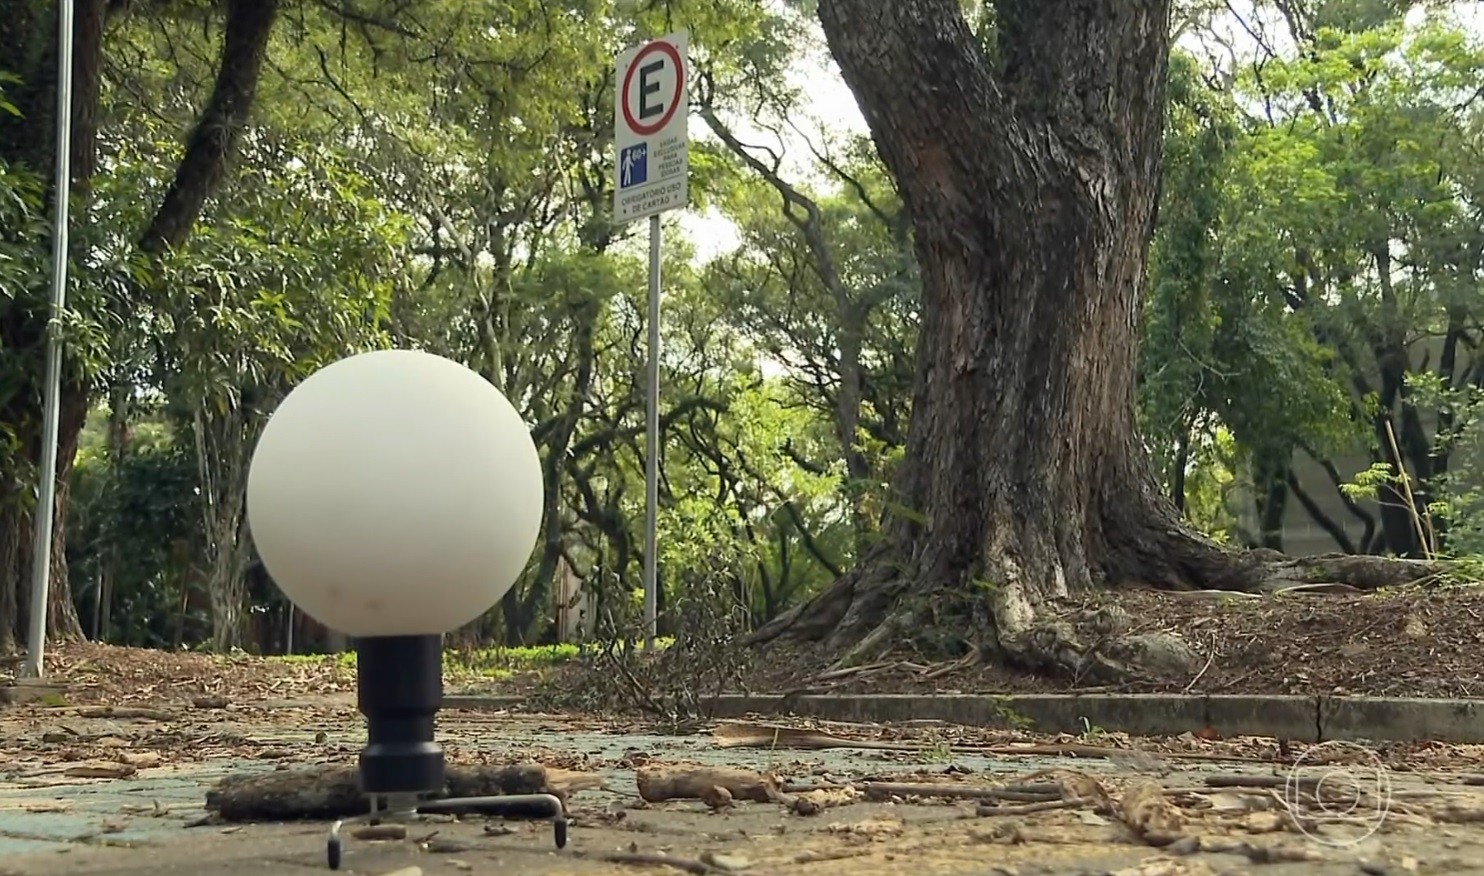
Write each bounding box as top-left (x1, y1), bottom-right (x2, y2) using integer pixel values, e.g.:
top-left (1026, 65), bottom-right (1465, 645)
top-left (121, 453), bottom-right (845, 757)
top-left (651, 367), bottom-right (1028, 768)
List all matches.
top-left (643, 213), bottom-right (661, 650)
top-left (24, 0), bottom-right (78, 680)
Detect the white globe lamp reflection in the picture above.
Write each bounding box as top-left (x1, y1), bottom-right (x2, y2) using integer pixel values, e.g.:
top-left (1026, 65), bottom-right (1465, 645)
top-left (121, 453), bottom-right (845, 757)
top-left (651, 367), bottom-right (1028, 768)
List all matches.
top-left (246, 348), bottom-right (543, 814)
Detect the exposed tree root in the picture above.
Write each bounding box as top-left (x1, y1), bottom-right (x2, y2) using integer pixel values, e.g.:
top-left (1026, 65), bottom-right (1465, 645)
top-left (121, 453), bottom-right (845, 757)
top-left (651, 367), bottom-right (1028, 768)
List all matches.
top-left (749, 516), bottom-right (1452, 684)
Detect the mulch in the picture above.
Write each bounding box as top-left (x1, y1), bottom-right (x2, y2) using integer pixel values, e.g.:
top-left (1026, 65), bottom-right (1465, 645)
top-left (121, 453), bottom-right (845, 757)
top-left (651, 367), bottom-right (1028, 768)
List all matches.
top-left (6, 584), bottom-right (1484, 708)
top-left (731, 586), bottom-right (1484, 699)
top-left (1, 642), bottom-right (355, 706)
top-left (488, 585), bottom-right (1484, 701)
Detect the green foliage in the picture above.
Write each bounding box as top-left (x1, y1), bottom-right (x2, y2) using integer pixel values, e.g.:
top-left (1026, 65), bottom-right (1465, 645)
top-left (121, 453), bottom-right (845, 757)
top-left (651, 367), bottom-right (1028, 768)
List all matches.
top-left (0, 154), bottom-right (48, 496)
top-left (1409, 372), bottom-right (1484, 557)
top-left (68, 421), bottom-right (204, 646)
top-left (6, 0), bottom-right (1484, 657)
top-left (1142, 13), bottom-right (1484, 557)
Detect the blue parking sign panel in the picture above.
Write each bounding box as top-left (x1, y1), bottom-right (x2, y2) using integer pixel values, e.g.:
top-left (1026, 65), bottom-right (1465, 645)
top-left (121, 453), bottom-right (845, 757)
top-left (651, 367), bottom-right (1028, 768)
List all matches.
top-left (620, 143), bottom-right (648, 189)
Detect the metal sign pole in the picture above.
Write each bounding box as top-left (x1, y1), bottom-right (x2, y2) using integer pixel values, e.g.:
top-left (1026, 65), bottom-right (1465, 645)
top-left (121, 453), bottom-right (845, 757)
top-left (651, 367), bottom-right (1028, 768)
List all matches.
top-left (613, 30), bottom-right (688, 655)
top-left (24, 0), bottom-right (78, 681)
top-left (643, 214), bottom-right (661, 651)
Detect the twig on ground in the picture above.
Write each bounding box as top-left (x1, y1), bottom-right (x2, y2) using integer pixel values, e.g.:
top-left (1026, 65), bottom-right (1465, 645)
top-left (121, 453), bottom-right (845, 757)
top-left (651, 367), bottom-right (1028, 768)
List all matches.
top-left (1182, 636), bottom-right (1216, 694)
top-left (75, 706), bottom-right (177, 721)
top-left (976, 797), bottom-right (1090, 817)
top-left (598, 851), bottom-right (715, 874)
top-left (862, 781), bottom-right (1059, 803)
top-left (922, 646), bottom-right (981, 680)
top-left (814, 661), bottom-right (895, 682)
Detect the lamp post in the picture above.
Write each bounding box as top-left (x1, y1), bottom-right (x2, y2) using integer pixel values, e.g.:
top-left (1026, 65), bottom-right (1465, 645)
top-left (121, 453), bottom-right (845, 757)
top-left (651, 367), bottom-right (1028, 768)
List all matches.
top-left (245, 349), bottom-right (564, 870)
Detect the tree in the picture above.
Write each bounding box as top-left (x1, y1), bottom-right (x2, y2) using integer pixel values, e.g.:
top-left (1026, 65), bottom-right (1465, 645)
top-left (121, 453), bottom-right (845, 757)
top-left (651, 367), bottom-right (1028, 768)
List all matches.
top-left (1143, 8), bottom-right (1484, 558)
top-left (752, 0), bottom-right (1438, 676)
top-left (1138, 50), bottom-right (1360, 549)
top-left (699, 111), bottom-right (917, 554)
top-left (0, 0), bottom-right (280, 653)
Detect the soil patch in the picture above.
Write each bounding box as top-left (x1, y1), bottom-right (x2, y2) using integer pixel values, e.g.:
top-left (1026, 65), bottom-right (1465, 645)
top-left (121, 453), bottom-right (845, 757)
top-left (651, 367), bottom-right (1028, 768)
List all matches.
top-left (1, 642), bottom-right (353, 706)
top-left (11, 585), bottom-right (1484, 709)
top-left (481, 585), bottom-right (1484, 701)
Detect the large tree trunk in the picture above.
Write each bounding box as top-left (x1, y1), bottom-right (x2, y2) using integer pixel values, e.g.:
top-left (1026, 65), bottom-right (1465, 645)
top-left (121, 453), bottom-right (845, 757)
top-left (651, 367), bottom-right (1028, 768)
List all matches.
top-left (751, 0), bottom-right (1440, 678)
top-left (8, 390), bottom-right (91, 647)
top-left (0, 385), bottom-right (90, 651)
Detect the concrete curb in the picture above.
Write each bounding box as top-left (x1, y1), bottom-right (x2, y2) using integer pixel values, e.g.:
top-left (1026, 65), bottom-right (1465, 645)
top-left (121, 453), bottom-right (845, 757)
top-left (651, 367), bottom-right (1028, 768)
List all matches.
top-left (442, 692), bottom-right (1484, 743)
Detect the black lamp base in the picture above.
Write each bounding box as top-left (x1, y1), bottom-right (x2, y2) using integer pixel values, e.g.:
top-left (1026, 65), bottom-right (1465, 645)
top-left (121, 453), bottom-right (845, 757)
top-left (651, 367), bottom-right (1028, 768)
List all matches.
top-left (327, 634), bottom-right (567, 870)
top-left (356, 634), bottom-right (445, 797)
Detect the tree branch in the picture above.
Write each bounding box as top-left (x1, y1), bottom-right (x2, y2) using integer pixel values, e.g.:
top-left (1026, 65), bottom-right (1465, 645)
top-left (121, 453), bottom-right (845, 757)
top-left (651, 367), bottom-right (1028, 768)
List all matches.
top-left (1285, 469), bottom-right (1357, 554)
top-left (139, 0), bottom-right (280, 253)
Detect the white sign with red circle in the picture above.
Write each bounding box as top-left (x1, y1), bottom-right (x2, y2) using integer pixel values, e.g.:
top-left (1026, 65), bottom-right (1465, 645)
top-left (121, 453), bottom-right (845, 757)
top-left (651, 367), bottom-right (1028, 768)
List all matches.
top-left (613, 31), bottom-right (689, 223)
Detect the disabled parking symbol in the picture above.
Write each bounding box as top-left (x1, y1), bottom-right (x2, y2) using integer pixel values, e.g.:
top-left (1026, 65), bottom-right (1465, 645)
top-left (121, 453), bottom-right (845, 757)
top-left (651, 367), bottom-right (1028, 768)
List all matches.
top-left (620, 143), bottom-right (648, 188)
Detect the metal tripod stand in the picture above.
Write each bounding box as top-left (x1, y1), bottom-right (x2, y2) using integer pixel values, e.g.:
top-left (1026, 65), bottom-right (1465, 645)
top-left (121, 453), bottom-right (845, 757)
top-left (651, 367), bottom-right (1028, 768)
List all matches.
top-left (326, 790), bottom-right (567, 869)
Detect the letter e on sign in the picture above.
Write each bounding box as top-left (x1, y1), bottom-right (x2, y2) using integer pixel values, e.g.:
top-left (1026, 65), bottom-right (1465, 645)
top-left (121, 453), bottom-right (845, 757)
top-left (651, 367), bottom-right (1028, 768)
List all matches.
top-left (621, 40), bottom-right (683, 137)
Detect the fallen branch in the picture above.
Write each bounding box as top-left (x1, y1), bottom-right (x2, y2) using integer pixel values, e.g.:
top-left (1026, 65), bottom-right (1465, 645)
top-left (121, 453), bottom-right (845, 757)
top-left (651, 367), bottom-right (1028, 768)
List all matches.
top-left (1118, 781), bottom-right (1185, 846)
top-left (75, 706), bottom-right (177, 721)
top-left (635, 764), bottom-right (782, 804)
top-left (976, 797), bottom-right (1090, 817)
top-left (353, 824), bottom-right (407, 840)
top-left (63, 763), bottom-right (138, 779)
top-left (1435, 804), bottom-right (1484, 824)
top-left (713, 723), bottom-right (916, 752)
top-left (205, 763), bottom-right (581, 821)
top-left (789, 786), bottom-right (863, 815)
top-left (863, 781), bottom-right (1059, 803)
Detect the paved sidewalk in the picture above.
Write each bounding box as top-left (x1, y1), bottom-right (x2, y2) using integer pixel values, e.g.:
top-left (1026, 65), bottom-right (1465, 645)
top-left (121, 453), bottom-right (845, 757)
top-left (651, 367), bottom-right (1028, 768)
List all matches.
top-left (4, 712), bottom-right (1484, 875)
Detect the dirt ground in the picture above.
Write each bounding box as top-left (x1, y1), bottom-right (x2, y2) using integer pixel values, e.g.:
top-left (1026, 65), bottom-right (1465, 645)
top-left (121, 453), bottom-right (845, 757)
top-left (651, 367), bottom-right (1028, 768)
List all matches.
top-left (7, 585), bottom-right (1484, 708)
top-left (482, 585), bottom-right (1484, 702)
top-left (10, 672), bottom-right (1484, 875)
top-left (6, 587), bottom-right (1484, 873)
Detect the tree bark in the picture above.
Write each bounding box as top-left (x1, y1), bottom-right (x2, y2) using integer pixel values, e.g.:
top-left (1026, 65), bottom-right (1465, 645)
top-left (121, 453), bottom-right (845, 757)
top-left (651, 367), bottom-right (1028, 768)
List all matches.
top-left (750, 0), bottom-right (1442, 678)
top-left (11, 390), bottom-right (90, 643)
top-left (1252, 458), bottom-right (1288, 551)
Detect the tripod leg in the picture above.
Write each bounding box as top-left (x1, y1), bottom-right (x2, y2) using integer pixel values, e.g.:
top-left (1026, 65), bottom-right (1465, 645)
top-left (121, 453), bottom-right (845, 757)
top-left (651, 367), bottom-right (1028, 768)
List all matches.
top-left (327, 797), bottom-right (397, 870)
top-left (416, 793), bottom-right (569, 848)
top-left (327, 819), bottom-right (345, 870)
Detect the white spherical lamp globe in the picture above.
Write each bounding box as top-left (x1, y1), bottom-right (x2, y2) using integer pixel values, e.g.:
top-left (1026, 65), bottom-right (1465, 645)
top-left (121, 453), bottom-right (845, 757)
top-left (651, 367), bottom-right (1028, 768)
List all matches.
top-left (246, 349), bottom-right (543, 638)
